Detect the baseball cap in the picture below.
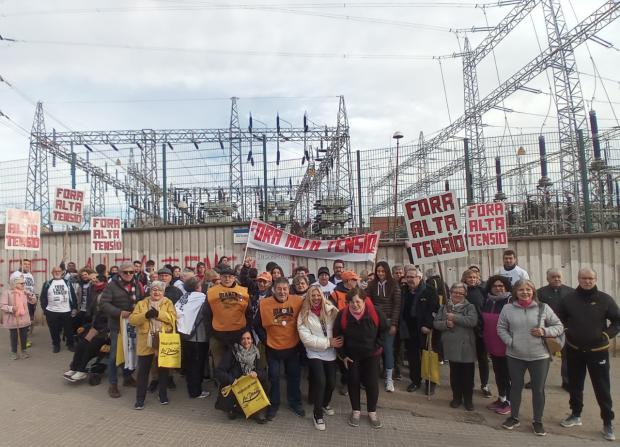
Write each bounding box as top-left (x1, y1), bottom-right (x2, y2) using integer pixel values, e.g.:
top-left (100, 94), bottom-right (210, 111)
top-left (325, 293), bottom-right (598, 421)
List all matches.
top-left (257, 271), bottom-right (272, 282)
top-left (341, 271), bottom-right (360, 281)
top-left (317, 267), bottom-right (330, 276)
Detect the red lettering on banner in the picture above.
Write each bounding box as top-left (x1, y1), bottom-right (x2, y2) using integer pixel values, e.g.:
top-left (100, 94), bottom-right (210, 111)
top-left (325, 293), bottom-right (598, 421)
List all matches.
top-left (161, 257), bottom-right (179, 264)
top-left (309, 240), bottom-right (321, 251)
top-left (404, 192), bottom-right (456, 220)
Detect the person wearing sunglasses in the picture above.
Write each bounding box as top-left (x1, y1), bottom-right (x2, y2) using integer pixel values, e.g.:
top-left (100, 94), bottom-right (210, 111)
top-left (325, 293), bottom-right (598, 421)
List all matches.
top-left (100, 261), bottom-right (145, 398)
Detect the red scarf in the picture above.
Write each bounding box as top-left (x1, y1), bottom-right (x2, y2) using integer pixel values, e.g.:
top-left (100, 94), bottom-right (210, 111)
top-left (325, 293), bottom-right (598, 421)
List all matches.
top-left (311, 303), bottom-right (321, 317)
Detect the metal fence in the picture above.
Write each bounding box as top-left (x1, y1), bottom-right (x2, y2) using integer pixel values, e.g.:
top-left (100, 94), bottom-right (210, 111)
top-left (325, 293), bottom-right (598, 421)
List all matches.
top-left (2, 127), bottom-right (620, 236)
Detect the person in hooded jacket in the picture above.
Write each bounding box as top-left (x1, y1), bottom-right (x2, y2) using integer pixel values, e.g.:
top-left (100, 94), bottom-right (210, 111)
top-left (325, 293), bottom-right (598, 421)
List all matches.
top-left (297, 285), bottom-right (342, 431)
top-left (462, 268), bottom-right (491, 399)
top-left (40, 266), bottom-right (78, 353)
top-left (482, 275), bottom-right (513, 416)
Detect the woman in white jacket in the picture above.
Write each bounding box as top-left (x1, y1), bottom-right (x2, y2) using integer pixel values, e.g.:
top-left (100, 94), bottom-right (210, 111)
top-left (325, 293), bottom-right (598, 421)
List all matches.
top-left (298, 285), bottom-right (343, 431)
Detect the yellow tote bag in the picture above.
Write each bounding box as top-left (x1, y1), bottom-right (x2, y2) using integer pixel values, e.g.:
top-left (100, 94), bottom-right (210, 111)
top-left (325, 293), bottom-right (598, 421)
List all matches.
top-left (158, 324), bottom-right (181, 368)
top-left (221, 375), bottom-right (270, 418)
top-left (421, 332), bottom-right (440, 385)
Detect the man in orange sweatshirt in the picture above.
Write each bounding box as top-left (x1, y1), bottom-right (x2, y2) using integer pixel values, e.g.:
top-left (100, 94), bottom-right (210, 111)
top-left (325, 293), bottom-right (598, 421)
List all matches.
top-left (205, 267), bottom-right (250, 368)
top-left (256, 276), bottom-right (304, 420)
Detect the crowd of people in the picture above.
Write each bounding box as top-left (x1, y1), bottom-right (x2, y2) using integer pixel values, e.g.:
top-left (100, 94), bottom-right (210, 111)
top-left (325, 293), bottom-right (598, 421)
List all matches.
top-left (1, 251), bottom-right (619, 441)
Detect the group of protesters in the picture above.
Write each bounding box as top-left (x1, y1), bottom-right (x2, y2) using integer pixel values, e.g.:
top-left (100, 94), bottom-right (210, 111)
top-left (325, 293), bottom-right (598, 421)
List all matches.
top-left (1, 250), bottom-right (618, 441)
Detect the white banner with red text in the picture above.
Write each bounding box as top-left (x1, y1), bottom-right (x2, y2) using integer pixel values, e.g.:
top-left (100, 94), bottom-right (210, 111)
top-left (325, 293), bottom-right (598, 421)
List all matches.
top-left (51, 187), bottom-right (85, 225)
top-left (466, 202), bottom-right (508, 251)
top-left (91, 217), bottom-right (123, 253)
top-left (403, 191), bottom-right (468, 263)
top-left (5, 209), bottom-right (41, 251)
top-left (246, 219), bottom-right (380, 262)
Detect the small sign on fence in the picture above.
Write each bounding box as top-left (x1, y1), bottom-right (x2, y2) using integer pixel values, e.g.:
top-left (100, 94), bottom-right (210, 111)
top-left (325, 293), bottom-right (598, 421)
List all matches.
top-left (466, 202), bottom-right (508, 250)
top-left (91, 217), bottom-right (123, 253)
top-left (403, 191), bottom-right (468, 263)
top-left (5, 209), bottom-right (41, 251)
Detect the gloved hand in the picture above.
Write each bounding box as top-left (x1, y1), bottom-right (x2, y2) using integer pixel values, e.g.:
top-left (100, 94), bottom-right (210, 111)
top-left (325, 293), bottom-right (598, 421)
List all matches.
top-left (145, 308), bottom-right (159, 319)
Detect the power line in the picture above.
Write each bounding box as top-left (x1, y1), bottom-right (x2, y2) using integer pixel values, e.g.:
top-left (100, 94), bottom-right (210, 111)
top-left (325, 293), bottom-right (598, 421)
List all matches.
top-left (2, 37), bottom-right (452, 61)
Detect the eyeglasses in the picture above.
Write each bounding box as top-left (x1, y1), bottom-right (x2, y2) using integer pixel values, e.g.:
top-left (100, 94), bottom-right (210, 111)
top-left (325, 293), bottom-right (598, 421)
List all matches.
top-left (121, 271), bottom-right (134, 274)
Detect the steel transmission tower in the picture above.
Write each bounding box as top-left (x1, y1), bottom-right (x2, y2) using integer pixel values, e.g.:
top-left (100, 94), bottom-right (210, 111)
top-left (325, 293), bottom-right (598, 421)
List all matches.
top-left (229, 97), bottom-right (244, 218)
top-left (542, 0), bottom-right (588, 230)
top-left (90, 173), bottom-right (105, 217)
top-left (25, 102), bottom-right (51, 227)
top-left (462, 36), bottom-right (488, 202)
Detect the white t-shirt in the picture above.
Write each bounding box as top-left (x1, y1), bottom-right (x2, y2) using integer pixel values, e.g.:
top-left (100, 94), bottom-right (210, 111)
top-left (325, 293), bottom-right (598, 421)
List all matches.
top-left (313, 281), bottom-right (336, 298)
top-left (10, 270), bottom-right (35, 296)
top-left (46, 279), bottom-right (71, 313)
top-left (174, 279), bottom-right (186, 294)
top-left (496, 265), bottom-right (530, 285)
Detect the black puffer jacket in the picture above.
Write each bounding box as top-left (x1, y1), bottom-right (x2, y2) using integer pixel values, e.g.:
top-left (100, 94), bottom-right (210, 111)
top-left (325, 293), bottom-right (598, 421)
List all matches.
top-left (558, 286), bottom-right (620, 352)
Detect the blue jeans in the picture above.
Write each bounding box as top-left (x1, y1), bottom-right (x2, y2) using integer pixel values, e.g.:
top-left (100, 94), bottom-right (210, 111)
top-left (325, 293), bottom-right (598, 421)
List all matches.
top-left (383, 330), bottom-right (395, 370)
top-left (267, 350), bottom-right (302, 413)
top-left (108, 329), bottom-right (133, 385)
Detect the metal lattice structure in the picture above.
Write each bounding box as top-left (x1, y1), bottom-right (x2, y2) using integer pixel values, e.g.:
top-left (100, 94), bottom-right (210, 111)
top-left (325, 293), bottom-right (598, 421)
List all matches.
top-left (25, 102), bottom-right (51, 227)
top-left (542, 0), bottom-right (588, 230)
top-left (369, 0), bottom-right (620, 216)
top-left (28, 97), bottom-right (351, 235)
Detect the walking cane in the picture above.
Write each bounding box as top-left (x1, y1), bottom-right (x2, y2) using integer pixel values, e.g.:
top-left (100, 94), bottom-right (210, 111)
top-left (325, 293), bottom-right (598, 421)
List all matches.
top-left (426, 332), bottom-right (432, 402)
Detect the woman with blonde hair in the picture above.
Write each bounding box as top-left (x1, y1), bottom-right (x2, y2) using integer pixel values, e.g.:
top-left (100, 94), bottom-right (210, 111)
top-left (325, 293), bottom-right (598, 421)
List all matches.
top-left (298, 285), bottom-right (342, 431)
top-left (497, 279), bottom-right (563, 436)
top-left (129, 280), bottom-right (177, 409)
top-left (1, 274), bottom-right (37, 359)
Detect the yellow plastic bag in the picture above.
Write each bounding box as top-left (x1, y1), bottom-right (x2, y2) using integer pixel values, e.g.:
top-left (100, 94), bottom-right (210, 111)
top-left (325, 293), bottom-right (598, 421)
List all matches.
top-left (421, 332), bottom-right (440, 385)
top-left (158, 329), bottom-right (181, 368)
top-left (221, 375), bottom-right (270, 418)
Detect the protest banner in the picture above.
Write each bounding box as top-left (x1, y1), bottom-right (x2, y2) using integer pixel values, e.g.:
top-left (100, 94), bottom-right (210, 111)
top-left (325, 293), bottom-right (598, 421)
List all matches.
top-left (403, 191), bottom-right (468, 263)
top-left (5, 209), bottom-right (41, 251)
top-left (91, 217), bottom-right (123, 253)
top-left (246, 218), bottom-right (380, 263)
top-left (51, 187), bottom-right (85, 225)
top-left (466, 202), bottom-right (508, 250)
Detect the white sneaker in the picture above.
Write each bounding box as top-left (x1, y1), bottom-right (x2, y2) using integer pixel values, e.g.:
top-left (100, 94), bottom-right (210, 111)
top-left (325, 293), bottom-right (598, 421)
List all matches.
top-left (63, 370), bottom-right (76, 379)
top-left (71, 371), bottom-right (88, 381)
top-left (197, 391), bottom-right (211, 399)
top-left (385, 379), bottom-right (395, 393)
top-left (21, 350), bottom-right (30, 359)
top-left (313, 416), bottom-right (326, 431)
top-left (322, 405), bottom-right (335, 416)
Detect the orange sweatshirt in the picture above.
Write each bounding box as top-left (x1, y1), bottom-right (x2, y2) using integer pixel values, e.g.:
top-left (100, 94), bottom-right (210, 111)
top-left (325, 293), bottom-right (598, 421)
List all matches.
top-left (259, 294), bottom-right (303, 350)
top-left (207, 283), bottom-right (249, 332)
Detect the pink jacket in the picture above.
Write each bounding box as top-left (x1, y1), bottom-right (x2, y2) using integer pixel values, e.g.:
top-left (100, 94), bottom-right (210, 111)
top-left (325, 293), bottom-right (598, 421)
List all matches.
top-left (0, 289), bottom-right (36, 329)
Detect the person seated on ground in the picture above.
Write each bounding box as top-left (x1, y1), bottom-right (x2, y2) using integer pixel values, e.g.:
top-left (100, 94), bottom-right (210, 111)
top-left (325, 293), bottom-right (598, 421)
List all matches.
top-left (434, 282), bottom-right (478, 411)
top-left (63, 278), bottom-right (109, 382)
top-left (214, 330), bottom-right (268, 423)
top-left (129, 281), bottom-right (177, 410)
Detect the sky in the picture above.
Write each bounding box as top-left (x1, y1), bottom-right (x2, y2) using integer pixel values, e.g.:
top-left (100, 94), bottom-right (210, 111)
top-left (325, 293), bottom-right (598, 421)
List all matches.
top-left (0, 0), bottom-right (619, 165)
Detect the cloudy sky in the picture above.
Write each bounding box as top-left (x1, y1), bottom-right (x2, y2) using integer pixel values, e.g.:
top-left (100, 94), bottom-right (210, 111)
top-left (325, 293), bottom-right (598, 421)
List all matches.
top-left (0, 0), bottom-right (619, 165)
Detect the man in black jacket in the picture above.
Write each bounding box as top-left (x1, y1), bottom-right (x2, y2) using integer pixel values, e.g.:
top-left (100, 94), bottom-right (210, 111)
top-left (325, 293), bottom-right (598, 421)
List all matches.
top-left (158, 268), bottom-right (183, 304)
top-left (558, 267), bottom-right (620, 442)
top-left (537, 268), bottom-right (574, 389)
top-left (100, 262), bottom-right (145, 398)
top-left (400, 268), bottom-right (439, 393)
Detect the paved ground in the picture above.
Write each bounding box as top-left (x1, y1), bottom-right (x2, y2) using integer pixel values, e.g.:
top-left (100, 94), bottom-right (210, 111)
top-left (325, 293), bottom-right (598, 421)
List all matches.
top-left (0, 328), bottom-right (617, 447)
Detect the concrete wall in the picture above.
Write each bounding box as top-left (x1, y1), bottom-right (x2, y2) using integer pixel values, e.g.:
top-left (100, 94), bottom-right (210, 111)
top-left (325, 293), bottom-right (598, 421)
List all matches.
top-left (1, 224), bottom-right (618, 299)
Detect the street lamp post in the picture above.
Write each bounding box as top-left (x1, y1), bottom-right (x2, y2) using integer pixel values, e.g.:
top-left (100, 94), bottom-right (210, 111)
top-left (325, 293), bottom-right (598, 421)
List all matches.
top-left (392, 131), bottom-right (404, 240)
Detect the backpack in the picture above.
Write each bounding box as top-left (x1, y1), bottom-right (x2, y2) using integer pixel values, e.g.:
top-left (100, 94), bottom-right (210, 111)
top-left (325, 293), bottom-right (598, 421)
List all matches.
top-left (340, 298), bottom-right (379, 330)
